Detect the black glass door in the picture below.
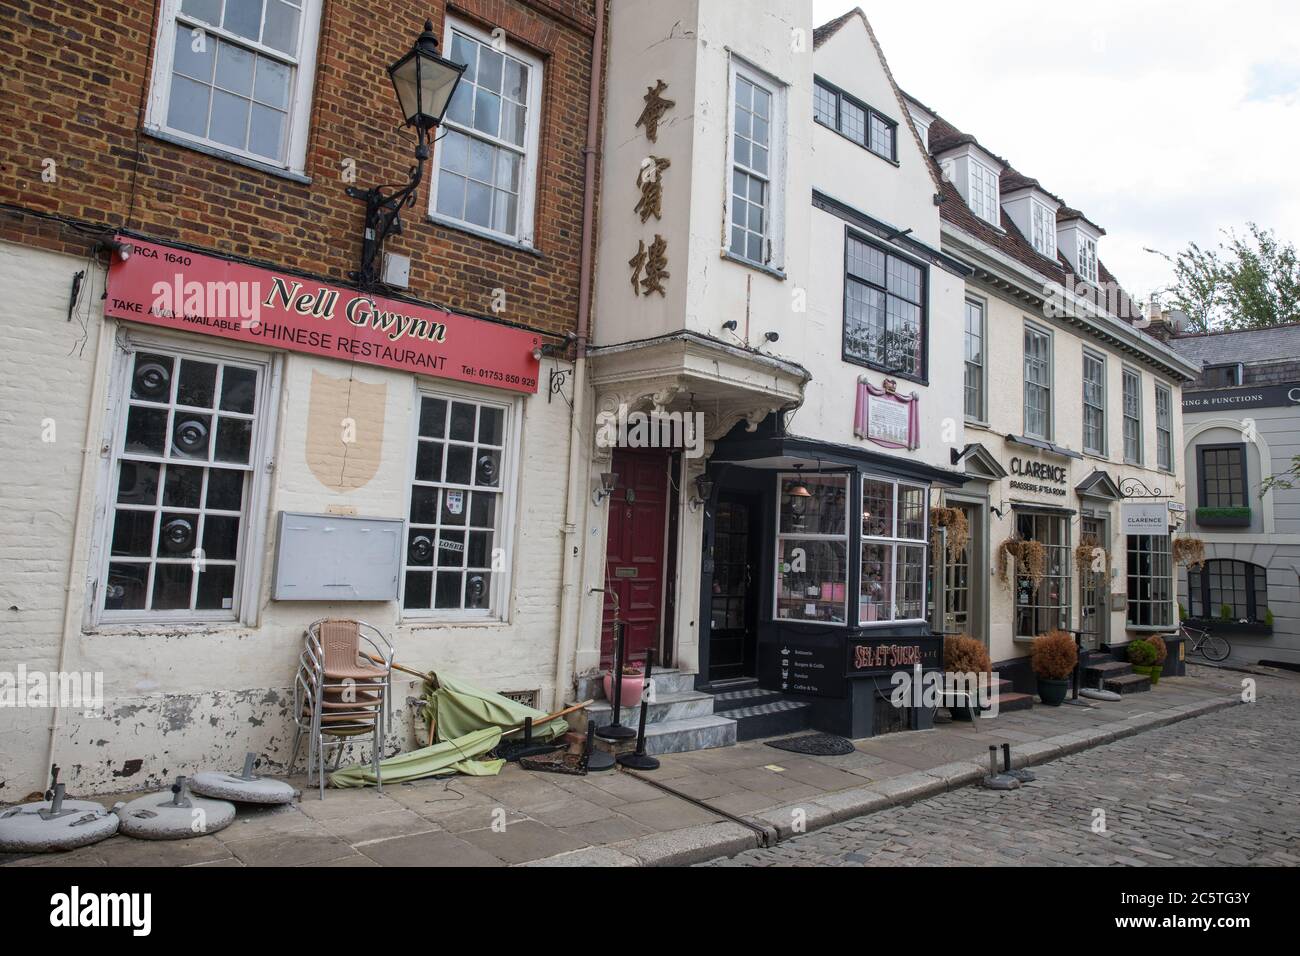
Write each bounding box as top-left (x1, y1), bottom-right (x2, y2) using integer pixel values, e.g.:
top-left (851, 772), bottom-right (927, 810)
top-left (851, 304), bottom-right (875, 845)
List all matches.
top-left (710, 494), bottom-right (759, 681)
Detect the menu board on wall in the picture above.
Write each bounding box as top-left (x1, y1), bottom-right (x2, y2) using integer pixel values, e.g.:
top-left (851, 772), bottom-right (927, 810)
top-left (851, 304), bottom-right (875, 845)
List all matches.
top-left (759, 641), bottom-right (845, 699)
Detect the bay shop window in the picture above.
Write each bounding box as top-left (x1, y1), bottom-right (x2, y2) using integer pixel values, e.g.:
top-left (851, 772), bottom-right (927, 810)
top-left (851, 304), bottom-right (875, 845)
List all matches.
top-left (775, 473), bottom-right (928, 627)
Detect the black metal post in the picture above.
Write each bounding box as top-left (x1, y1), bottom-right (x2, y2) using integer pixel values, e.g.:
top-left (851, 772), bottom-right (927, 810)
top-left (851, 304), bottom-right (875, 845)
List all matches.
top-left (1072, 632), bottom-right (1083, 700)
top-left (617, 699), bottom-right (660, 770)
top-left (596, 620), bottom-right (636, 741)
top-left (618, 656), bottom-right (659, 770)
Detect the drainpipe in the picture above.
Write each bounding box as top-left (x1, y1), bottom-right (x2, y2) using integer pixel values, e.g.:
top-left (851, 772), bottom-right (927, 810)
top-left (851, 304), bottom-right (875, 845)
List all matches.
top-left (46, 283), bottom-right (115, 781)
top-left (553, 0), bottom-right (605, 707)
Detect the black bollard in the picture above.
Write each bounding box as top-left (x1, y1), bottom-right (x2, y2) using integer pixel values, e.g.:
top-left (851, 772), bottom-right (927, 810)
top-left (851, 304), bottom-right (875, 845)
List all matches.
top-left (1002, 742), bottom-right (1035, 782)
top-left (585, 720), bottom-right (615, 772)
top-left (616, 696), bottom-right (660, 770)
top-left (596, 620), bottom-right (636, 741)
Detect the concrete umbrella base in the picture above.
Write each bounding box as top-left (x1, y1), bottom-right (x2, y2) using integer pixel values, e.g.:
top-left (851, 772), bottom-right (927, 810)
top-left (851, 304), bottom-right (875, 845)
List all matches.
top-left (116, 777), bottom-right (236, 841)
top-left (0, 799), bottom-right (120, 853)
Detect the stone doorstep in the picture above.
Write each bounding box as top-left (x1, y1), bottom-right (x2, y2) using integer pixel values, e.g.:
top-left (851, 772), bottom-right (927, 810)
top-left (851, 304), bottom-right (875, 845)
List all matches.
top-left (523, 691), bottom-right (1242, 866)
top-left (584, 689), bottom-right (717, 727)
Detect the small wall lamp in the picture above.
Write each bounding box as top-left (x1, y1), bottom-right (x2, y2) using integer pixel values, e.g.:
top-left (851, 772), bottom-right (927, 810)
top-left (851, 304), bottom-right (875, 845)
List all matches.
top-left (593, 472), bottom-right (619, 506)
top-left (689, 474), bottom-right (714, 513)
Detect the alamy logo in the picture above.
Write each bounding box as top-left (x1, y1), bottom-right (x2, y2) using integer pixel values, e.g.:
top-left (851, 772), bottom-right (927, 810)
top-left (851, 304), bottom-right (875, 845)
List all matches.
top-left (0, 666), bottom-right (103, 710)
top-left (49, 886), bottom-right (151, 936)
top-left (594, 404), bottom-right (705, 459)
top-left (151, 274), bottom-right (263, 329)
top-left (890, 665), bottom-right (999, 717)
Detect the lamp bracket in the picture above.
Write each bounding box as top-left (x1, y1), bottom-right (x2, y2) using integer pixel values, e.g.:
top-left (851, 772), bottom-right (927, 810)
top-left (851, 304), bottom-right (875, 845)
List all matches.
top-left (347, 129), bottom-right (430, 288)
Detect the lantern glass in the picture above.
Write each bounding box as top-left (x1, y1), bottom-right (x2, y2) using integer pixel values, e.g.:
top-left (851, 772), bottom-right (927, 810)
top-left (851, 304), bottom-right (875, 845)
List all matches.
top-left (388, 36), bottom-right (465, 130)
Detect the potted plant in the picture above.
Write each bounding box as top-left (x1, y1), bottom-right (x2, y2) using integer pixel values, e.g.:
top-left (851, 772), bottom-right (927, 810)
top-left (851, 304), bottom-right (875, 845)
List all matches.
top-left (942, 634), bottom-right (991, 720)
top-left (1146, 634), bottom-right (1168, 685)
top-left (602, 663), bottom-right (644, 709)
top-left (1127, 638), bottom-right (1159, 684)
top-left (1030, 630), bottom-right (1077, 706)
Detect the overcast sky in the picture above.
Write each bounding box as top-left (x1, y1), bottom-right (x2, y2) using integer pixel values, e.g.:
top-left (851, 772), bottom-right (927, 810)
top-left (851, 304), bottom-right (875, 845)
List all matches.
top-left (812, 0), bottom-right (1300, 301)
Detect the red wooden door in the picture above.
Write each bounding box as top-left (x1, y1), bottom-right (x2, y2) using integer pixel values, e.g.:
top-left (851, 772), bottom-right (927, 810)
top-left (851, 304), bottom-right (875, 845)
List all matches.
top-left (601, 449), bottom-right (670, 667)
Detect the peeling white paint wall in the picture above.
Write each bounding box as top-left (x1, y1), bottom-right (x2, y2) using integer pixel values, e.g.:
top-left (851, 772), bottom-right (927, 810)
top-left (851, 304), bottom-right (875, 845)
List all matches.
top-left (0, 239), bottom-right (575, 796)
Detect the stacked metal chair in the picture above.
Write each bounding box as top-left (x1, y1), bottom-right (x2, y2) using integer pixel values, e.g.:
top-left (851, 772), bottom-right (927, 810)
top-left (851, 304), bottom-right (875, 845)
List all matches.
top-left (290, 619), bottom-right (394, 799)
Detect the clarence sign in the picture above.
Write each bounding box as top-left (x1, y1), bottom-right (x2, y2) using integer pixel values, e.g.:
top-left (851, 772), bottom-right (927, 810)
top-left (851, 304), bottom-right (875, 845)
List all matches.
top-left (105, 237), bottom-right (541, 394)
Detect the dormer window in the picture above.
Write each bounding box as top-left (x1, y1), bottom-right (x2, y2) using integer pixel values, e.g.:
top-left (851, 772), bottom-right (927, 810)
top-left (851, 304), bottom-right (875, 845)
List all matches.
top-left (969, 159), bottom-right (1000, 225)
top-left (1077, 235), bottom-right (1099, 283)
top-left (1031, 201), bottom-right (1056, 258)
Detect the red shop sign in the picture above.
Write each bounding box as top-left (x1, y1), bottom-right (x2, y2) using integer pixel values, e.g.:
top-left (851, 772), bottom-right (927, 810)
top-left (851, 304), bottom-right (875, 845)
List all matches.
top-left (104, 237), bottom-right (541, 394)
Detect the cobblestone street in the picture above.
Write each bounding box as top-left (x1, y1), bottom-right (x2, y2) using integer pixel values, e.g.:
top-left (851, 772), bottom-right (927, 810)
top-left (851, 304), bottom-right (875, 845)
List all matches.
top-left (703, 667), bottom-right (1300, 867)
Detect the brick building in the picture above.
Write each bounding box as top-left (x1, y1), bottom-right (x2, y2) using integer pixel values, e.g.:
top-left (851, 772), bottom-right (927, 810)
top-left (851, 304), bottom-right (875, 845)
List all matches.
top-left (0, 0), bottom-right (605, 795)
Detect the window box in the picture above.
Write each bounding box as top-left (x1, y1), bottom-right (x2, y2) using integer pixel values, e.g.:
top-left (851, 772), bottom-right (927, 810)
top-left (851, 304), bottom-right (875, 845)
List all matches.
top-left (1185, 617), bottom-right (1273, 638)
top-left (1195, 506), bottom-right (1252, 528)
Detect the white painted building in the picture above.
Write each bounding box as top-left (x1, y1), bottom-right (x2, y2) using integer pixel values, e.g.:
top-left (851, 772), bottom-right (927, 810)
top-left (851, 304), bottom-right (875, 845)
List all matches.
top-left (902, 91), bottom-right (1202, 683)
top-left (567, 3), bottom-right (972, 743)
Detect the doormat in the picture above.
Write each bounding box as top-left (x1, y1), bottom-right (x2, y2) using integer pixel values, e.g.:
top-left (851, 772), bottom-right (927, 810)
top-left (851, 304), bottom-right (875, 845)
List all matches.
top-left (765, 733), bottom-right (855, 756)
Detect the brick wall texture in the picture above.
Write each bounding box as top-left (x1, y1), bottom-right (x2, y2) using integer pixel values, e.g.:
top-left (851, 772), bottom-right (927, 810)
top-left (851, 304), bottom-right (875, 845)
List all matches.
top-left (0, 0), bottom-right (601, 341)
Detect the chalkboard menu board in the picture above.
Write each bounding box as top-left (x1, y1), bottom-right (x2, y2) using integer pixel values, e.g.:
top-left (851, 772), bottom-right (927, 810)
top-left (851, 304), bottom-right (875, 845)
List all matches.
top-left (759, 640), bottom-right (845, 699)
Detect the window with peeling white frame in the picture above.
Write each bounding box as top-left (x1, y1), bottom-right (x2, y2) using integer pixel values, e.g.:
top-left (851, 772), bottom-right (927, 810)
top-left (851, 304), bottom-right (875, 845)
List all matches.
top-left (431, 20), bottom-right (542, 245)
top-left (404, 393), bottom-right (511, 617)
top-left (844, 232), bottom-right (926, 380)
top-left (728, 60), bottom-right (784, 269)
top-left (101, 348), bottom-right (265, 620)
top-left (147, 0), bottom-right (322, 172)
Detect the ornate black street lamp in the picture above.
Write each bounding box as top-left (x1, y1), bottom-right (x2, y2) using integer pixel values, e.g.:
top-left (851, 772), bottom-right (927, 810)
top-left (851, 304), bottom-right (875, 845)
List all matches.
top-left (347, 20), bottom-right (466, 287)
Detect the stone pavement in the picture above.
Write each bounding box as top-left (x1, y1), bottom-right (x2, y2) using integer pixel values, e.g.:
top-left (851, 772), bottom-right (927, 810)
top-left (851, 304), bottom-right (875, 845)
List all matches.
top-left (701, 665), bottom-right (1300, 867)
top-left (1, 666), bottom-right (1256, 868)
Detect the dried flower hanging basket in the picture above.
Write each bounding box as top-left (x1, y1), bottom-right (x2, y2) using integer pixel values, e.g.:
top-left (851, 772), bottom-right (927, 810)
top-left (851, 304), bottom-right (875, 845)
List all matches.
top-left (1074, 535), bottom-right (1111, 577)
top-left (996, 537), bottom-right (1047, 592)
top-left (929, 506), bottom-right (969, 562)
top-left (1172, 537), bottom-right (1206, 569)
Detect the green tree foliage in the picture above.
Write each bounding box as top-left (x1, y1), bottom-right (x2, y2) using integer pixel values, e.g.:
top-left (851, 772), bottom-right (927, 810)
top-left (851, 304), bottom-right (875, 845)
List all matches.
top-left (1162, 223), bottom-right (1300, 332)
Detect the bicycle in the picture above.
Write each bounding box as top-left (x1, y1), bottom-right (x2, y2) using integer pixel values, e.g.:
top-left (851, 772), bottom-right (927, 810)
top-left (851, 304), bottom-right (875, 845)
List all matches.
top-left (1179, 621), bottom-right (1232, 663)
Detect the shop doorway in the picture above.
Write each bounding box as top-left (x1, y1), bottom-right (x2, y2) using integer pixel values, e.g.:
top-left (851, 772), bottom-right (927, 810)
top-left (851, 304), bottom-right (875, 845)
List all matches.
top-left (1079, 514), bottom-right (1110, 650)
top-left (601, 449), bottom-right (671, 668)
top-left (708, 491), bottom-right (761, 682)
top-left (936, 500), bottom-right (982, 643)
